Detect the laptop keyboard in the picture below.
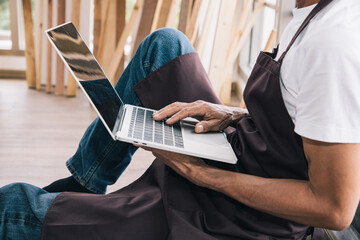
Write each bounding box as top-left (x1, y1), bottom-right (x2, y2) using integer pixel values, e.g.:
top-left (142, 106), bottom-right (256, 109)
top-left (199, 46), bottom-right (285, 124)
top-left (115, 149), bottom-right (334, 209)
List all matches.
top-left (128, 108), bottom-right (184, 148)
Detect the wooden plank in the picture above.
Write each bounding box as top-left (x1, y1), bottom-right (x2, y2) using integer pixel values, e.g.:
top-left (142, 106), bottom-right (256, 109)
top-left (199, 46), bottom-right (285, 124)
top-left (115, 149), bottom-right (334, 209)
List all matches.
top-left (66, 0), bottom-right (81, 97)
top-left (35, 0), bottom-right (44, 90)
top-left (178, 0), bottom-right (193, 33)
top-left (115, 0), bottom-right (126, 77)
top-left (0, 49), bottom-right (24, 56)
top-left (0, 70), bottom-right (26, 79)
top-left (186, 0), bottom-right (202, 43)
top-left (116, 0), bottom-right (126, 43)
top-left (96, 0), bottom-right (126, 85)
top-left (227, 0), bottom-right (254, 64)
top-left (193, 0), bottom-right (216, 58)
top-left (220, 0), bottom-right (265, 104)
top-left (228, 1), bottom-right (264, 65)
top-left (46, 0), bottom-right (53, 93)
top-left (93, 0), bottom-right (102, 58)
top-left (106, 0), bottom-right (143, 84)
top-left (54, 0), bottom-right (66, 95)
top-left (22, 0), bottom-right (37, 89)
top-left (207, 0), bottom-right (238, 99)
top-left (264, 29), bottom-right (277, 52)
top-left (97, 0), bottom-right (115, 66)
top-left (9, 0), bottom-right (20, 51)
top-left (165, 0), bottom-right (179, 28)
top-left (131, 0), bottom-right (159, 56)
top-left (151, 0), bottom-right (172, 30)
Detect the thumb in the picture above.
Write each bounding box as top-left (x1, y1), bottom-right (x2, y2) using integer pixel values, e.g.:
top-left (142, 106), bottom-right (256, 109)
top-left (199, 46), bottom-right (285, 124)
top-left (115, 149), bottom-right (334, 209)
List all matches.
top-left (195, 120), bottom-right (218, 133)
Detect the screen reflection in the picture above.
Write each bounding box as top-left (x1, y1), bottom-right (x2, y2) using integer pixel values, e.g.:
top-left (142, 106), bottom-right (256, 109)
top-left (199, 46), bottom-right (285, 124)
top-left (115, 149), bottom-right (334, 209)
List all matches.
top-left (47, 22), bottom-right (122, 132)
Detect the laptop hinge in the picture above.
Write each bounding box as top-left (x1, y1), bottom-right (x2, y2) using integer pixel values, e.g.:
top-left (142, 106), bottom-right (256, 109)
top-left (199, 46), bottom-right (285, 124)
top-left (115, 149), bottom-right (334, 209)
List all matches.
top-left (112, 106), bottom-right (127, 136)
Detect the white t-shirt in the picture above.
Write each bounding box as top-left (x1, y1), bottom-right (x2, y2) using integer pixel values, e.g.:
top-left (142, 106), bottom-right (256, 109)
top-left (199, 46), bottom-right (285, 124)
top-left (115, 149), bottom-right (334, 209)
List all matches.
top-left (277, 0), bottom-right (360, 143)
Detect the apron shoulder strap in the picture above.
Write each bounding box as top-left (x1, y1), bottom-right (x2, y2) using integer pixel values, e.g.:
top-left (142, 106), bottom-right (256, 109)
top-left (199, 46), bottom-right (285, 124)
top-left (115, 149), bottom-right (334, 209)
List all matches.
top-left (278, 0), bottom-right (333, 64)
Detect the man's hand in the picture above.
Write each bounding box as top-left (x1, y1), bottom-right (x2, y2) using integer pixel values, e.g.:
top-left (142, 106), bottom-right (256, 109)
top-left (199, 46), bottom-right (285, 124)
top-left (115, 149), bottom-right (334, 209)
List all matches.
top-left (153, 100), bottom-right (248, 133)
top-left (141, 146), bottom-right (212, 187)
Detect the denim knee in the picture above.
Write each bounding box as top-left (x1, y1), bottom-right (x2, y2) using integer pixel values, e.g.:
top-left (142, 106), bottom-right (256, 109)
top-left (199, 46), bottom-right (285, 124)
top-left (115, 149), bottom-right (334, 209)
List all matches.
top-left (138, 28), bottom-right (195, 73)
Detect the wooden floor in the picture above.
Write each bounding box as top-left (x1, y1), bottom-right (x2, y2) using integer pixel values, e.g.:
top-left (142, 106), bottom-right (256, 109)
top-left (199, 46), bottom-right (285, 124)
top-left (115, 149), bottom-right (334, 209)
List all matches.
top-left (0, 79), bottom-right (153, 193)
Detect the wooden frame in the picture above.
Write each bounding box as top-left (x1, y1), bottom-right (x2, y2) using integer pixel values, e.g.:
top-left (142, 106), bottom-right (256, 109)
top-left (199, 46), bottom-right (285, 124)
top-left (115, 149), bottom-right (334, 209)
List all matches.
top-left (54, 0), bottom-right (66, 95)
top-left (66, 0), bottom-right (81, 97)
top-left (45, 0), bottom-right (53, 93)
top-left (22, 0), bottom-right (37, 88)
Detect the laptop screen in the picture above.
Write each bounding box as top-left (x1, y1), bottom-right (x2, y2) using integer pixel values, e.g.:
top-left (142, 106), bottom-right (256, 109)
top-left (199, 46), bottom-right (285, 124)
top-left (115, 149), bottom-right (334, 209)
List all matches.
top-left (46, 22), bottom-right (123, 133)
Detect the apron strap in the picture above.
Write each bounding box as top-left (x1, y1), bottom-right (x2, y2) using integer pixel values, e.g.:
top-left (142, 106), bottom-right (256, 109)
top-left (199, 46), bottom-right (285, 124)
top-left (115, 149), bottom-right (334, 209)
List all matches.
top-left (278, 0), bottom-right (333, 64)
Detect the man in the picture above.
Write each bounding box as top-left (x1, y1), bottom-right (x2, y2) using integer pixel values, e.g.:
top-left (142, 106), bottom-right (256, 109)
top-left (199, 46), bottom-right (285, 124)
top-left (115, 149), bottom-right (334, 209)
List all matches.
top-left (1, 0), bottom-right (359, 239)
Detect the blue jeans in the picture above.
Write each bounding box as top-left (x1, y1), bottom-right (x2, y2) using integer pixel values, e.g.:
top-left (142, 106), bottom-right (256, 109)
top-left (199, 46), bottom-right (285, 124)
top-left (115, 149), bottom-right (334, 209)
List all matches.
top-left (0, 28), bottom-right (195, 239)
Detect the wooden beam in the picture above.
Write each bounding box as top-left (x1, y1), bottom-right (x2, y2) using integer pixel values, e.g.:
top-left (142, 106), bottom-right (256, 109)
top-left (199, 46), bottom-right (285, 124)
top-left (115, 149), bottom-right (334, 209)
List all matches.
top-left (131, 0), bottom-right (159, 56)
top-left (46, 0), bottom-right (53, 93)
top-left (106, 0), bottom-right (143, 84)
top-left (54, 0), bottom-right (66, 95)
top-left (35, 0), bottom-right (44, 90)
top-left (264, 29), bottom-right (277, 52)
top-left (96, 0), bottom-right (126, 85)
top-left (9, 0), bottom-right (20, 51)
top-left (93, 0), bottom-right (102, 58)
top-left (220, 0), bottom-right (265, 104)
top-left (0, 70), bottom-right (26, 79)
top-left (151, 0), bottom-right (173, 30)
top-left (0, 49), bottom-right (24, 56)
top-left (115, 0), bottom-right (126, 78)
top-left (22, 0), bottom-right (37, 88)
top-left (227, 0), bottom-right (254, 63)
top-left (186, 0), bottom-right (202, 43)
top-left (165, 0), bottom-right (179, 28)
top-left (97, 0), bottom-right (115, 66)
top-left (66, 0), bottom-right (81, 97)
top-left (207, 0), bottom-right (237, 99)
top-left (196, 0), bottom-right (217, 59)
top-left (178, 0), bottom-right (193, 33)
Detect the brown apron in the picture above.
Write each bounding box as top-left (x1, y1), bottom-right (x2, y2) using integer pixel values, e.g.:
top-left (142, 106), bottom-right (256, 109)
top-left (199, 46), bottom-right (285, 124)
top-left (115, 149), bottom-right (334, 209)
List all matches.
top-left (41, 1), bottom-right (332, 239)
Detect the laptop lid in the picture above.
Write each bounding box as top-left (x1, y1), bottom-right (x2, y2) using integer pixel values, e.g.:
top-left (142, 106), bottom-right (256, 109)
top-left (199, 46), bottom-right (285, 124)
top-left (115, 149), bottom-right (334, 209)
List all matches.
top-left (46, 22), bottom-right (124, 140)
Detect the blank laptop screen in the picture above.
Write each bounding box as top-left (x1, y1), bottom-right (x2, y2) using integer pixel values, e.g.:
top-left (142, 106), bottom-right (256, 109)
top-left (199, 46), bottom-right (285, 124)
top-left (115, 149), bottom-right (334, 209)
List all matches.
top-left (47, 22), bottom-right (122, 132)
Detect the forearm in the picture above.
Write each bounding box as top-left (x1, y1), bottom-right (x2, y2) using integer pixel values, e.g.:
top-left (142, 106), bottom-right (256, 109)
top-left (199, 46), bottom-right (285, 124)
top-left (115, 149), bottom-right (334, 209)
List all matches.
top-left (194, 166), bottom-right (345, 229)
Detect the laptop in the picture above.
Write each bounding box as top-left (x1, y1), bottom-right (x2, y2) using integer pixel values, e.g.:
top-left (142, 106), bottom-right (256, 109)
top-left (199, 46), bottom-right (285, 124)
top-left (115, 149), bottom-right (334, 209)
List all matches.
top-left (46, 22), bottom-right (238, 164)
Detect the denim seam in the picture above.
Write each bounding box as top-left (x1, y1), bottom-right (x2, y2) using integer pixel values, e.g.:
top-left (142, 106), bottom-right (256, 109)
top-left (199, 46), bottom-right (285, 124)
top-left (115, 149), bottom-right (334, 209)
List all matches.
top-left (66, 161), bottom-right (104, 194)
top-left (142, 61), bottom-right (160, 73)
top-left (67, 140), bottom-right (118, 194)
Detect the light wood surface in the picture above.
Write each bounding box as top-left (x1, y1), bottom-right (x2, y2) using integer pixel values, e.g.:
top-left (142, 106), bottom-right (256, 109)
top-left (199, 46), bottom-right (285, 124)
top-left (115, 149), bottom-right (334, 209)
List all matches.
top-left (208, 0), bottom-right (238, 102)
top-left (131, 0), bottom-right (159, 56)
top-left (107, 0), bottom-right (143, 84)
top-left (54, 0), bottom-right (66, 95)
top-left (93, 0), bottom-right (102, 58)
top-left (46, 0), bottom-right (53, 93)
top-left (22, 0), bottom-right (37, 89)
top-left (196, 0), bottom-right (217, 59)
top-left (264, 29), bottom-right (278, 52)
top-left (178, 0), bottom-right (193, 33)
top-left (0, 80), bottom-right (153, 193)
top-left (66, 0), bottom-right (81, 97)
top-left (153, 0), bottom-right (173, 30)
top-left (35, 0), bottom-right (44, 90)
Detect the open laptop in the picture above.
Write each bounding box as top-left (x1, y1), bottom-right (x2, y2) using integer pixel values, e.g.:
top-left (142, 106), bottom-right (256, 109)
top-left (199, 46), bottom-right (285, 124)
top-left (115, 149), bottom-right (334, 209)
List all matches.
top-left (46, 22), bottom-right (237, 164)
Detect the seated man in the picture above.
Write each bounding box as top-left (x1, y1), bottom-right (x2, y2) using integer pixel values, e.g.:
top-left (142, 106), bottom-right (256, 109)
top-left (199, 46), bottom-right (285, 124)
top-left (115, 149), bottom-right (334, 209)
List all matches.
top-left (1, 0), bottom-right (360, 239)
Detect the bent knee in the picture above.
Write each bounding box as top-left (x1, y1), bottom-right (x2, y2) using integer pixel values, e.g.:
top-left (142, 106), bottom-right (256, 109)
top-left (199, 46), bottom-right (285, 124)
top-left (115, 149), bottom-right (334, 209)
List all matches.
top-left (145, 28), bottom-right (195, 55)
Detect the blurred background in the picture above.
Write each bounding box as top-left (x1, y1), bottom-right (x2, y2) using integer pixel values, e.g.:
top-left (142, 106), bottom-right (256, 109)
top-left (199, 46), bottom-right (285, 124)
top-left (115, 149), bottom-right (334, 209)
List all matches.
top-left (0, 0), bottom-right (295, 192)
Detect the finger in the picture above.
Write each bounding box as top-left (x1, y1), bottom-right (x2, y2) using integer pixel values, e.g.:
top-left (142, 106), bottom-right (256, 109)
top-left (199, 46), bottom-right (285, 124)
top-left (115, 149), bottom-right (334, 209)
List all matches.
top-left (153, 102), bottom-right (185, 121)
top-left (166, 106), bottom-right (206, 125)
top-left (195, 119), bottom-right (220, 133)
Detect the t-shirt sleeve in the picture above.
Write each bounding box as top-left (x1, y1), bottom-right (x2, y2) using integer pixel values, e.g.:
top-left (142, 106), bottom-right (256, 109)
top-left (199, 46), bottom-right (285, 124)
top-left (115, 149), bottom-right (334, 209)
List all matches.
top-left (294, 29), bottom-right (360, 143)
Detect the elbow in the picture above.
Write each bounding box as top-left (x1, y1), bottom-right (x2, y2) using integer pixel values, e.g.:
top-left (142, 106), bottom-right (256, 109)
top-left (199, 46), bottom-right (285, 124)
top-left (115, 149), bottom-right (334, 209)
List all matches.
top-left (324, 207), bottom-right (354, 231)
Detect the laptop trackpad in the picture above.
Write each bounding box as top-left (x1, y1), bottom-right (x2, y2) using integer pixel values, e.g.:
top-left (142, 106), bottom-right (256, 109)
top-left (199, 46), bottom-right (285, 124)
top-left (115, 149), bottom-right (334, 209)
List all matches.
top-left (181, 123), bottom-right (230, 148)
